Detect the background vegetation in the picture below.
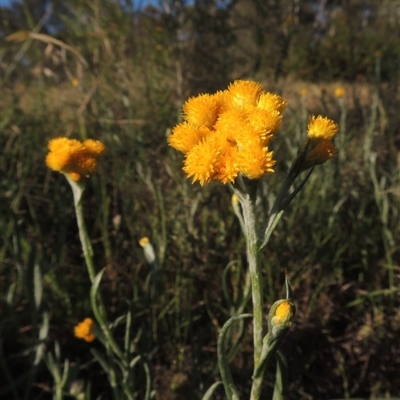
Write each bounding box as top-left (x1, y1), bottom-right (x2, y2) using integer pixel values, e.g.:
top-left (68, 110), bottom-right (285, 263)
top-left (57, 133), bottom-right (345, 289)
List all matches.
top-left (1, 0), bottom-right (399, 398)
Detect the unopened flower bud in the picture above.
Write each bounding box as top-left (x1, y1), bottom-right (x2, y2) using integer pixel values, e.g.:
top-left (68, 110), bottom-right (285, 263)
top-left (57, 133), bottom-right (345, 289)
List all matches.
top-left (139, 237), bottom-right (156, 266)
top-left (268, 299), bottom-right (296, 343)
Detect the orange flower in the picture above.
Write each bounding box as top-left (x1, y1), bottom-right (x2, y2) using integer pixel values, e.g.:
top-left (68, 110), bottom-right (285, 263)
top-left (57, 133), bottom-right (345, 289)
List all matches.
top-left (226, 80), bottom-right (263, 108)
top-left (307, 116), bottom-right (338, 140)
top-left (74, 318), bottom-right (96, 342)
top-left (236, 145), bottom-right (275, 179)
top-left (300, 88), bottom-right (308, 96)
top-left (299, 116), bottom-right (338, 170)
top-left (257, 92), bottom-right (287, 113)
top-left (168, 123), bottom-right (212, 153)
top-left (183, 137), bottom-right (222, 185)
top-left (214, 144), bottom-right (239, 184)
top-left (334, 87), bottom-right (345, 98)
top-left (183, 94), bottom-right (218, 128)
top-left (139, 237), bottom-right (150, 247)
top-left (246, 107), bottom-right (283, 143)
top-left (46, 137), bottom-right (105, 181)
top-left (168, 80), bottom-right (286, 185)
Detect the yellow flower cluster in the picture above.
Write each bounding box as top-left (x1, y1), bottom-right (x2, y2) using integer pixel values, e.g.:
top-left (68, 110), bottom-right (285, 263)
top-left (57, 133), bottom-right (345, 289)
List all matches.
top-left (74, 318), bottom-right (96, 342)
top-left (302, 116), bottom-right (338, 170)
top-left (168, 80), bottom-right (287, 185)
top-left (46, 137), bottom-right (105, 181)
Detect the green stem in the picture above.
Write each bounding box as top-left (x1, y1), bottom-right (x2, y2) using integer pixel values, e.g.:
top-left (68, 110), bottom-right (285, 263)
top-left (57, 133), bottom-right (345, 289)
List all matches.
top-left (239, 192), bottom-right (263, 365)
top-left (69, 177), bottom-right (127, 364)
top-left (90, 270), bottom-right (127, 363)
top-left (69, 178), bottom-right (96, 282)
top-left (237, 268), bottom-right (252, 315)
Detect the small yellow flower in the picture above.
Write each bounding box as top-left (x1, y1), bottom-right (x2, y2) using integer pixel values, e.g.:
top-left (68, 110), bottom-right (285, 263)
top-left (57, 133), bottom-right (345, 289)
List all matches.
top-left (299, 116), bottom-right (338, 171)
top-left (139, 237), bottom-right (156, 265)
top-left (300, 88), bottom-right (308, 96)
top-left (246, 107), bottom-right (283, 143)
top-left (307, 116), bottom-right (338, 140)
top-left (236, 145), bottom-right (275, 179)
top-left (71, 78), bottom-right (79, 87)
top-left (271, 300), bottom-right (295, 328)
top-left (213, 90), bottom-right (230, 114)
top-left (46, 137), bottom-right (105, 181)
top-left (183, 137), bottom-right (221, 185)
top-left (231, 194), bottom-right (239, 206)
top-left (139, 237), bottom-right (150, 247)
top-left (74, 318), bottom-right (96, 342)
top-left (334, 87), bottom-right (345, 98)
top-left (168, 123), bottom-right (212, 154)
top-left (214, 144), bottom-right (239, 184)
top-left (183, 94), bottom-right (218, 128)
top-left (214, 108), bottom-right (248, 141)
top-left (268, 298), bottom-right (296, 342)
top-left (227, 80), bottom-right (263, 107)
top-left (82, 139), bottom-right (105, 155)
top-left (257, 92), bottom-right (287, 113)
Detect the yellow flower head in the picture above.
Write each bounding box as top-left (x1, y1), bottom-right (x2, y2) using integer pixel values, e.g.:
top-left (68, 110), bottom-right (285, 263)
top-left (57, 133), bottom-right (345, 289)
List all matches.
top-left (74, 318), bottom-right (96, 342)
top-left (183, 137), bottom-right (222, 185)
top-left (257, 92), bottom-right (287, 113)
top-left (227, 80), bottom-right (263, 108)
top-left (214, 144), bottom-right (239, 184)
top-left (214, 108), bottom-right (248, 142)
top-left (299, 115), bottom-right (338, 170)
top-left (271, 300), bottom-right (295, 328)
top-left (307, 116), bottom-right (338, 140)
top-left (169, 80), bottom-right (286, 185)
top-left (231, 194), bottom-right (239, 206)
top-left (183, 94), bottom-right (218, 128)
top-left (46, 137), bottom-right (105, 181)
top-left (334, 87), bottom-right (345, 98)
top-left (168, 123), bottom-right (212, 154)
top-left (139, 236), bottom-right (156, 264)
top-left (246, 107), bottom-right (283, 143)
top-left (213, 90), bottom-right (230, 114)
top-left (139, 237), bottom-right (150, 247)
top-left (236, 145), bottom-right (275, 179)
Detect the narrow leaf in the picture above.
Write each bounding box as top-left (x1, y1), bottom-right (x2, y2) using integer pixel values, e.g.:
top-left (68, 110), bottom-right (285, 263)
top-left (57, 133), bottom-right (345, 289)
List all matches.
top-left (218, 314), bottom-right (252, 400)
top-left (33, 262), bottom-right (43, 310)
top-left (272, 350), bottom-right (288, 400)
top-left (201, 381), bottom-right (223, 400)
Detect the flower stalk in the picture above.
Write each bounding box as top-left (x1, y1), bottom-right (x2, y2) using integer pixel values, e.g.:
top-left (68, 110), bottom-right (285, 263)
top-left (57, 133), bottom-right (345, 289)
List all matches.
top-left (234, 186), bottom-right (263, 366)
top-left (68, 177), bottom-right (97, 282)
top-left (168, 80), bottom-right (339, 400)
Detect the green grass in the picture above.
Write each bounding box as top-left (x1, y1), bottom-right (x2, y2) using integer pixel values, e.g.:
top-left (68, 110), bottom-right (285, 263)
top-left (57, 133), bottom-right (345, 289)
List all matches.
top-left (1, 76), bottom-right (399, 399)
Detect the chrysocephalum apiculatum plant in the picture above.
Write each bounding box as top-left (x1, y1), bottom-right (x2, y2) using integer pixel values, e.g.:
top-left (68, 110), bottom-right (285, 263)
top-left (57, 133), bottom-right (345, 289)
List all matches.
top-left (168, 80), bottom-right (338, 400)
top-left (46, 138), bottom-right (152, 400)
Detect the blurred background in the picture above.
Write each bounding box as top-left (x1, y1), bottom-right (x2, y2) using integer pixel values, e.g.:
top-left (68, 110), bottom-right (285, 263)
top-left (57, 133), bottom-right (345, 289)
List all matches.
top-left (1, 0), bottom-right (400, 399)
